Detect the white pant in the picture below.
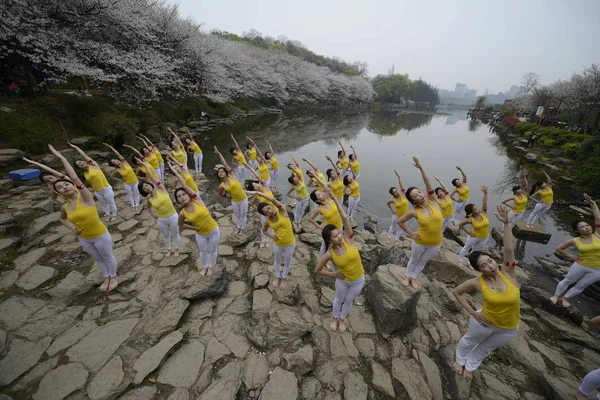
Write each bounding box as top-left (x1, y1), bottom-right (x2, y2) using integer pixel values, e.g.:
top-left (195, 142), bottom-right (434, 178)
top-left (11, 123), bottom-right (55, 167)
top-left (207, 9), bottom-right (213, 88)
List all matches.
top-left (526, 203), bottom-right (551, 225)
top-left (79, 232), bottom-right (117, 278)
top-left (508, 211), bottom-right (524, 228)
top-left (236, 166), bottom-right (245, 181)
top-left (159, 162), bottom-right (165, 182)
top-left (459, 236), bottom-right (489, 262)
top-left (274, 242), bottom-right (296, 278)
top-left (269, 170), bottom-right (279, 187)
top-left (232, 198), bottom-right (248, 230)
top-left (156, 213), bottom-right (181, 249)
top-left (123, 182), bottom-right (140, 207)
top-left (195, 227), bottom-right (220, 269)
top-left (95, 186), bottom-right (117, 217)
top-left (454, 200), bottom-right (469, 219)
top-left (406, 242), bottom-right (441, 279)
top-left (260, 214), bottom-right (273, 243)
top-left (347, 197), bottom-right (360, 219)
top-left (248, 160), bottom-right (259, 169)
top-left (355, 172), bottom-right (361, 181)
top-left (456, 313), bottom-right (519, 371)
top-left (294, 197), bottom-right (309, 224)
top-left (388, 215), bottom-right (406, 240)
top-left (193, 153), bottom-right (203, 174)
top-left (333, 276), bottom-right (365, 320)
top-left (442, 216), bottom-right (455, 232)
top-left (579, 368), bottom-right (600, 399)
top-left (154, 168), bottom-right (161, 181)
top-left (262, 178), bottom-right (271, 189)
top-left (555, 262), bottom-right (600, 299)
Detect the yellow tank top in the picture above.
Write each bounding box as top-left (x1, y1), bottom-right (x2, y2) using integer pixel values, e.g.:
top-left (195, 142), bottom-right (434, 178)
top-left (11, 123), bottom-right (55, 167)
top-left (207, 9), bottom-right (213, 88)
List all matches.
top-left (260, 187), bottom-right (275, 208)
top-left (293, 167), bottom-right (304, 181)
top-left (415, 201), bottom-right (443, 246)
top-left (437, 196), bottom-right (454, 218)
top-left (220, 178), bottom-right (247, 203)
top-left (350, 159), bottom-right (360, 173)
top-left (393, 196), bottom-right (410, 217)
top-left (146, 152), bottom-right (159, 169)
top-left (269, 156), bottom-right (279, 171)
top-left (267, 209), bottom-right (295, 247)
top-left (471, 214), bottom-right (490, 239)
top-left (65, 194), bottom-right (107, 239)
top-left (183, 172), bottom-right (199, 192)
top-left (182, 202), bottom-right (217, 235)
top-left (148, 191), bottom-right (176, 218)
top-left (155, 149), bottom-right (163, 163)
top-left (479, 272), bottom-right (520, 329)
top-left (117, 164), bottom-right (138, 185)
top-left (575, 236), bottom-right (600, 269)
top-left (257, 163), bottom-right (270, 180)
top-left (513, 194), bottom-right (527, 213)
top-left (139, 166), bottom-right (158, 181)
top-left (311, 172), bottom-right (327, 191)
top-left (348, 180), bottom-right (360, 198)
top-left (294, 181), bottom-right (309, 200)
top-left (339, 156), bottom-right (349, 170)
top-left (539, 188), bottom-right (553, 205)
top-left (234, 152), bottom-right (246, 166)
top-left (188, 142), bottom-right (202, 155)
top-left (457, 184), bottom-right (469, 201)
top-left (84, 168), bottom-right (110, 192)
top-left (172, 147), bottom-right (186, 164)
top-left (247, 147), bottom-right (257, 161)
top-left (330, 240), bottom-right (364, 281)
top-left (329, 178), bottom-right (344, 199)
top-left (321, 200), bottom-right (343, 229)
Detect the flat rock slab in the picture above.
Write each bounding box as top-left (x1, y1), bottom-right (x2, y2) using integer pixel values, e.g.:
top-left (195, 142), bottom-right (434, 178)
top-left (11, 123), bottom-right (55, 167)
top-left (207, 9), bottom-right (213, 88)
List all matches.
top-left (243, 352), bottom-right (269, 390)
top-left (198, 361), bottom-right (243, 400)
top-left (371, 361), bottom-right (395, 398)
top-left (16, 305), bottom-right (85, 342)
top-left (182, 267), bottom-right (228, 300)
top-left (47, 271), bottom-right (91, 298)
top-left (117, 219), bottom-right (139, 231)
top-left (157, 339), bottom-right (205, 388)
top-left (117, 385), bottom-right (157, 400)
top-left (33, 362), bottom-right (88, 400)
top-left (133, 330), bottom-right (184, 384)
top-left (16, 265), bottom-right (57, 290)
top-left (144, 298), bottom-right (189, 339)
top-left (344, 371), bottom-right (368, 400)
top-left (0, 296), bottom-right (47, 330)
top-left (0, 270), bottom-right (18, 290)
top-left (259, 367), bottom-right (298, 400)
top-left (0, 337), bottom-right (52, 386)
top-left (46, 320), bottom-right (98, 356)
top-left (512, 221), bottom-right (551, 244)
top-left (88, 356), bottom-right (124, 400)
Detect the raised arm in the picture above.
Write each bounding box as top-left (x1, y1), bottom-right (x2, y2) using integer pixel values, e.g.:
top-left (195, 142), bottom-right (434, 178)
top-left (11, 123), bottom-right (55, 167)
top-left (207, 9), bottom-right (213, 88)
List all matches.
top-left (481, 185), bottom-right (488, 212)
top-left (185, 128), bottom-right (195, 142)
top-left (413, 156), bottom-right (436, 202)
top-left (248, 190), bottom-right (285, 212)
top-left (230, 134), bottom-right (241, 150)
top-left (456, 166), bottom-right (467, 184)
top-left (325, 156), bottom-right (340, 175)
top-left (243, 161), bottom-right (264, 183)
top-left (395, 170), bottom-right (406, 192)
top-left (302, 157), bottom-right (319, 172)
top-left (288, 152), bottom-right (300, 168)
top-left (103, 143), bottom-right (126, 161)
top-left (137, 135), bottom-right (150, 148)
top-left (266, 140), bottom-right (275, 155)
top-left (247, 137), bottom-right (264, 158)
top-left (434, 176), bottom-right (449, 196)
top-left (350, 144), bottom-right (358, 159)
top-left (338, 142), bottom-right (347, 156)
top-left (540, 169), bottom-right (552, 186)
top-left (124, 145), bottom-right (143, 158)
top-left (311, 171), bottom-right (329, 192)
top-left (328, 185), bottom-right (354, 239)
top-left (68, 143), bottom-right (98, 168)
top-left (167, 127), bottom-right (184, 149)
top-left (584, 193), bottom-right (600, 230)
top-left (170, 162), bottom-right (203, 202)
top-left (48, 145), bottom-right (94, 203)
top-left (23, 157), bottom-right (66, 179)
top-left (520, 172), bottom-right (529, 191)
top-left (494, 205), bottom-right (516, 280)
top-left (214, 146), bottom-right (234, 176)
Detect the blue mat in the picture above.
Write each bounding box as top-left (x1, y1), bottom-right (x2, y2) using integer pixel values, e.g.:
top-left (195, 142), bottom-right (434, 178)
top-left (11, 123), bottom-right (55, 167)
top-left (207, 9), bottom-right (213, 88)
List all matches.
top-left (8, 168), bottom-right (40, 181)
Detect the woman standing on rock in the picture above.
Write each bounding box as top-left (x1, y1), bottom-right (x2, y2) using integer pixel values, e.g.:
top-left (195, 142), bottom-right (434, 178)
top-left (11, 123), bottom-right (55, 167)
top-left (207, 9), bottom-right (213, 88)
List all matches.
top-left (501, 174), bottom-right (529, 228)
top-left (457, 186), bottom-right (491, 268)
top-left (229, 134), bottom-right (247, 181)
top-left (434, 176), bottom-right (456, 233)
top-left (336, 142), bottom-right (350, 179)
top-left (244, 140), bottom-right (258, 170)
top-left (49, 145), bottom-right (119, 291)
top-left (287, 168), bottom-right (310, 231)
top-left (387, 170), bottom-right (409, 241)
top-left (343, 168), bottom-right (361, 221)
top-left (324, 156), bottom-right (345, 204)
top-left (249, 190), bottom-right (296, 289)
top-left (525, 170), bottom-right (553, 228)
top-left (214, 146), bottom-right (248, 235)
top-left (244, 161), bottom-right (274, 248)
top-left (315, 184), bottom-right (364, 333)
top-left (453, 204), bottom-right (521, 380)
top-left (450, 166), bottom-right (470, 218)
top-left (168, 128), bottom-right (188, 170)
top-left (398, 157), bottom-right (443, 289)
top-left (265, 141), bottom-right (279, 190)
top-left (183, 128), bottom-right (203, 175)
top-left (309, 173), bottom-right (344, 258)
top-left (70, 142), bottom-right (118, 222)
top-left (104, 143), bottom-right (140, 211)
top-left (304, 157), bottom-right (327, 209)
top-left (550, 193), bottom-right (600, 308)
top-left (173, 166), bottom-right (220, 276)
top-left (166, 159), bottom-right (199, 195)
top-left (347, 145), bottom-right (361, 181)
top-left (137, 159), bottom-right (180, 258)
top-left (137, 135), bottom-right (164, 181)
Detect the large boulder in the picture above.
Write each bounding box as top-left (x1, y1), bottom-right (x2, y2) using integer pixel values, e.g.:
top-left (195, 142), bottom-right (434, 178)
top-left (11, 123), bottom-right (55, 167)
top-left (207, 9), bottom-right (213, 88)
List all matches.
top-left (512, 221), bottom-right (551, 244)
top-left (520, 285), bottom-right (583, 325)
top-left (183, 267), bottom-right (228, 300)
top-left (0, 149), bottom-right (26, 167)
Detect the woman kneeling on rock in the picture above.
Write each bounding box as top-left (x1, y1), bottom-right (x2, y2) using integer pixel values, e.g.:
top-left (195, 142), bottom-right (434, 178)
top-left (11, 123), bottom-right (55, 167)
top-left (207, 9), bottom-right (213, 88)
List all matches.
top-left (453, 204), bottom-right (521, 380)
top-left (314, 184), bottom-right (364, 333)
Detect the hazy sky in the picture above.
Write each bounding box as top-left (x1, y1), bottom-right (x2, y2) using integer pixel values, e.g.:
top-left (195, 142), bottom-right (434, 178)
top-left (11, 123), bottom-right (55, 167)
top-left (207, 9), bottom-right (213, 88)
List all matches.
top-left (174, 0), bottom-right (600, 93)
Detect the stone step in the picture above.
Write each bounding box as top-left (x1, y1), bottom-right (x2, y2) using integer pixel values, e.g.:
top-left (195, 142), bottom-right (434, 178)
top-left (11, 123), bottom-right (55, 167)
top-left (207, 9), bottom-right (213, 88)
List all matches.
top-left (512, 221), bottom-right (552, 244)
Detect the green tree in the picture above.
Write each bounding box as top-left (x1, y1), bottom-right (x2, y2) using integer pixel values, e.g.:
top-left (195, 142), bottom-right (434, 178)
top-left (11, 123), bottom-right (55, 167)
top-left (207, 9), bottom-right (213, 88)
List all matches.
top-left (372, 74), bottom-right (411, 103)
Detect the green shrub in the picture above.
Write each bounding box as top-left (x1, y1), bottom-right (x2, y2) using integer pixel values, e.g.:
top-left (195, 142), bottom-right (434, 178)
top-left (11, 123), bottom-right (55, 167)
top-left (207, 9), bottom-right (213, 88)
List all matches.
top-left (539, 137), bottom-right (556, 147)
top-left (561, 143), bottom-right (580, 159)
top-left (88, 113), bottom-right (139, 143)
top-left (0, 112), bottom-right (57, 154)
top-left (513, 122), bottom-right (538, 135)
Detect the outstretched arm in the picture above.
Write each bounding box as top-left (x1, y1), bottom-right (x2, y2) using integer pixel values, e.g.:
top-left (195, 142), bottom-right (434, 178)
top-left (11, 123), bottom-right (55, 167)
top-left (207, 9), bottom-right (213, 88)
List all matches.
top-left (338, 142), bottom-right (347, 155)
top-left (247, 137), bottom-right (264, 158)
top-left (266, 140), bottom-right (275, 155)
top-left (584, 194), bottom-right (600, 234)
top-left (396, 170), bottom-right (406, 192)
top-left (167, 127), bottom-right (184, 149)
top-left (413, 156), bottom-right (436, 202)
top-left (124, 145), bottom-right (143, 159)
top-left (456, 166), bottom-right (467, 184)
top-left (170, 162), bottom-right (204, 204)
top-left (23, 157), bottom-right (66, 179)
top-left (243, 161), bottom-right (264, 183)
top-left (248, 190), bottom-right (285, 212)
top-left (68, 143), bottom-right (98, 168)
top-left (434, 176), bottom-right (449, 196)
top-left (103, 143), bottom-right (126, 161)
top-left (214, 146), bottom-right (234, 177)
top-left (541, 169), bottom-right (552, 186)
top-left (494, 205), bottom-right (516, 281)
top-left (302, 157), bottom-right (319, 172)
top-left (350, 144), bottom-right (358, 159)
top-left (481, 185), bottom-right (488, 212)
top-left (288, 152), bottom-right (300, 168)
top-left (48, 145), bottom-right (94, 203)
top-left (325, 156), bottom-right (340, 175)
top-left (230, 134), bottom-right (241, 150)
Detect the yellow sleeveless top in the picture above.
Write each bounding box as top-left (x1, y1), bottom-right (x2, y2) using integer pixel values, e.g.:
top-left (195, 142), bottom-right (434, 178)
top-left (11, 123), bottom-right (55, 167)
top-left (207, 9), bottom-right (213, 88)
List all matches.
top-left (148, 191), bottom-right (176, 218)
top-left (138, 166), bottom-right (158, 181)
top-left (539, 188), bottom-right (553, 205)
top-left (471, 214), bottom-right (490, 239)
top-left (234, 152), bottom-right (246, 166)
top-left (479, 272), bottom-right (520, 329)
top-left (65, 194), bottom-right (107, 239)
top-left (258, 163), bottom-right (270, 180)
top-left (311, 172), bottom-right (327, 191)
top-left (118, 164), bottom-right (138, 185)
top-left (393, 196), bottom-right (410, 217)
top-left (247, 147), bottom-right (257, 161)
top-left (188, 142), bottom-right (202, 155)
top-left (348, 180), bottom-right (360, 198)
top-left (183, 171), bottom-right (199, 192)
top-left (331, 240), bottom-right (364, 281)
top-left (513, 194), bottom-right (527, 213)
top-left (457, 184), bottom-right (469, 201)
top-left (339, 156), bottom-right (349, 170)
top-left (329, 178), bottom-right (344, 199)
top-left (415, 201), bottom-right (443, 246)
top-left (267, 210), bottom-right (295, 247)
top-left (350, 159), bottom-right (360, 173)
top-left (437, 196), bottom-right (454, 218)
top-left (269, 156), bottom-right (279, 171)
top-left (182, 202), bottom-right (217, 235)
top-left (321, 200), bottom-right (343, 229)
top-left (260, 187), bottom-right (275, 208)
top-left (154, 149), bottom-right (163, 163)
top-left (575, 236), bottom-right (600, 269)
top-left (293, 167), bottom-right (304, 181)
top-left (294, 181), bottom-right (309, 200)
top-left (220, 178), bottom-right (247, 203)
top-left (172, 147), bottom-right (186, 164)
top-left (84, 168), bottom-right (110, 192)
top-left (146, 152), bottom-right (159, 169)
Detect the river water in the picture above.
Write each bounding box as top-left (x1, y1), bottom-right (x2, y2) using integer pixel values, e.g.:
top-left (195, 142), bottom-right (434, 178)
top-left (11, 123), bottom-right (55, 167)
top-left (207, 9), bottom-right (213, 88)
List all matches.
top-left (200, 110), bottom-right (599, 315)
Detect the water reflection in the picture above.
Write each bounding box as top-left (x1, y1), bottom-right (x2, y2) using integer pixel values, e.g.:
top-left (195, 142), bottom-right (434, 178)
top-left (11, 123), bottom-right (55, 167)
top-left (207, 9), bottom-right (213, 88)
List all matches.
top-left (367, 111), bottom-right (433, 136)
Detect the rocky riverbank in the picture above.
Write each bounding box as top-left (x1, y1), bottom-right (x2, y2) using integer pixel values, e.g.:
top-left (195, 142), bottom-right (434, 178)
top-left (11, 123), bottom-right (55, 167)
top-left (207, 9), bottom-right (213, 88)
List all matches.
top-left (0, 163), bottom-right (598, 400)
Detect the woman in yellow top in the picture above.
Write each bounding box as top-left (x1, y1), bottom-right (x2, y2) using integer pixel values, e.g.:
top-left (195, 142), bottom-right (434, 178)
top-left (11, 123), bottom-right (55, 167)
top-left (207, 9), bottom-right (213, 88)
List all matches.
top-left (501, 173), bottom-right (529, 228)
top-left (229, 134), bottom-right (248, 181)
top-left (249, 190), bottom-right (296, 290)
top-left (450, 166), bottom-right (470, 218)
top-left (173, 167), bottom-right (220, 277)
top-left (398, 157), bottom-right (444, 289)
top-left (336, 142), bottom-right (350, 179)
top-left (137, 134), bottom-right (164, 180)
top-left (49, 145), bottom-right (119, 292)
top-left (244, 160), bottom-right (275, 248)
top-left (324, 155), bottom-right (345, 203)
top-left (167, 127), bottom-right (188, 170)
top-left (286, 152), bottom-right (304, 181)
top-left (387, 170), bottom-right (410, 241)
top-left (309, 172), bottom-right (344, 258)
top-left (138, 159), bottom-right (181, 258)
top-left (244, 140), bottom-right (259, 170)
top-left (525, 169), bottom-right (554, 228)
top-left (343, 168), bottom-right (361, 220)
top-left (183, 128), bottom-right (203, 175)
top-left (458, 186), bottom-right (490, 268)
top-left (551, 193), bottom-right (600, 308)
top-left (215, 146), bottom-right (248, 235)
top-left (70, 142), bottom-right (118, 222)
top-left (453, 205), bottom-right (521, 380)
top-left (287, 167), bottom-right (310, 230)
top-left (315, 183), bottom-right (364, 333)
top-left (347, 144), bottom-right (361, 181)
top-left (434, 176), bottom-right (456, 233)
top-left (265, 140), bottom-right (280, 190)
top-left (167, 159), bottom-right (199, 195)
top-left (104, 143), bottom-right (140, 211)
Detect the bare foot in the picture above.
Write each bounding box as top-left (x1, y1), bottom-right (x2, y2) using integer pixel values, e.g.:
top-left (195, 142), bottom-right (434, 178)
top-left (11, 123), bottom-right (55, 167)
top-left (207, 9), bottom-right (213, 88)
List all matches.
top-left (107, 277), bottom-right (118, 291)
top-left (235, 229), bottom-right (241, 235)
top-left (453, 362), bottom-right (464, 375)
top-left (173, 249), bottom-right (180, 258)
top-left (109, 216), bottom-right (117, 222)
top-left (165, 249), bottom-right (172, 258)
top-left (200, 268), bottom-right (207, 276)
top-left (239, 229), bottom-right (245, 235)
top-left (402, 277), bottom-right (410, 287)
top-left (100, 278), bottom-right (110, 291)
top-left (266, 242), bottom-right (273, 248)
top-left (338, 319), bottom-right (346, 333)
top-left (329, 319), bottom-right (338, 332)
top-left (549, 295), bottom-right (558, 304)
top-left (561, 297), bottom-right (571, 308)
top-left (279, 279), bottom-right (288, 290)
top-left (271, 277), bottom-right (280, 288)
top-left (260, 243), bottom-right (266, 248)
top-left (458, 261), bottom-right (466, 268)
top-left (206, 268), bottom-right (213, 277)
top-left (410, 279), bottom-right (420, 289)
top-left (462, 369), bottom-right (473, 380)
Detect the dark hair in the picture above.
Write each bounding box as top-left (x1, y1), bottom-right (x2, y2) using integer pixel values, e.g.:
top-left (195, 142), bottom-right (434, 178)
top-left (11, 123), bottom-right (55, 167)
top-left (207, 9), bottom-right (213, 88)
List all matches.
top-left (405, 186), bottom-right (418, 205)
top-left (326, 168), bottom-right (334, 181)
top-left (288, 175), bottom-right (296, 184)
top-left (257, 202), bottom-right (269, 216)
top-left (571, 220), bottom-right (588, 236)
top-left (512, 185), bottom-right (521, 193)
top-left (39, 171), bottom-right (53, 182)
top-left (465, 203), bottom-right (475, 218)
top-left (343, 175), bottom-right (351, 186)
top-left (229, 147), bottom-right (237, 154)
top-left (246, 142), bottom-right (253, 149)
top-left (389, 187), bottom-right (397, 196)
top-left (468, 251), bottom-right (489, 271)
top-left (109, 159), bottom-right (120, 168)
top-left (169, 142), bottom-right (176, 150)
top-left (349, 154), bottom-right (355, 161)
top-left (435, 187), bottom-right (445, 197)
top-left (451, 178), bottom-right (460, 187)
top-left (337, 150), bottom-right (344, 158)
top-left (310, 190), bottom-right (322, 205)
top-left (73, 160), bottom-right (85, 169)
top-left (245, 180), bottom-right (260, 191)
top-left (130, 155), bottom-right (139, 165)
top-left (265, 151), bottom-right (272, 160)
top-left (52, 178), bottom-right (74, 192)
top-left (216, 167), bottom-right (228, 180)
top-left (322, 224), bottom-right (337, 250)
top-left (138, 180), bottom-right (153, 197)
top-left (529, 181), bottom-right (544, 196)
top-left (174, 188), bottom-right (189, 204)
top-left (140, 147), bottom-right (148, 155)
